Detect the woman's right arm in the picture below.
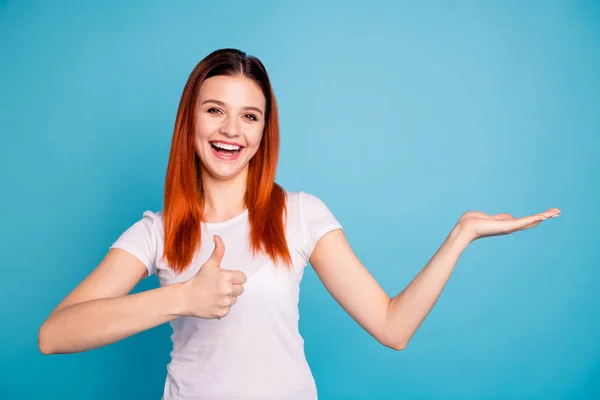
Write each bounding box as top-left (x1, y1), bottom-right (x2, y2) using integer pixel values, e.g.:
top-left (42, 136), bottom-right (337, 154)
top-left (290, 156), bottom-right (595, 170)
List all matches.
top-left (38, 235), bottom-right (246, 355)
top-left (38, 248), bottom-right (185, 355)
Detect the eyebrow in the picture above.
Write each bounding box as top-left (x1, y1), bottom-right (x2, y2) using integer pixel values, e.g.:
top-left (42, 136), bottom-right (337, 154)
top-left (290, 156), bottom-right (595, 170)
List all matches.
top-left (201, 99), bottom-right (264, 116)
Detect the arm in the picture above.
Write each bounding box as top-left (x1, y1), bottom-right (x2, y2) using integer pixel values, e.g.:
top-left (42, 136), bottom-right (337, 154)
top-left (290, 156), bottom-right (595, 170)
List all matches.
top-left (382, 225), bottom-right (470, 350)
top-left (39, 235), bottom-right (247, 355)
top-left (310, 208), bottom-right (560, 351)
top-left (38, 248), bottom-right (185, 355)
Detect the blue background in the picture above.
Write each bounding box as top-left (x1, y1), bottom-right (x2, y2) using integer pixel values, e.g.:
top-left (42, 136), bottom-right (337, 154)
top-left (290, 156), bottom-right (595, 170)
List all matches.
top-left (1, 1), bottom-right (599, 399)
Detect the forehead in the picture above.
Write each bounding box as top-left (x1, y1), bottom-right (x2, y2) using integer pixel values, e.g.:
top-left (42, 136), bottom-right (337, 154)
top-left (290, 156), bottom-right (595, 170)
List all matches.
top-left (199, 75), bottom-right (266, 109)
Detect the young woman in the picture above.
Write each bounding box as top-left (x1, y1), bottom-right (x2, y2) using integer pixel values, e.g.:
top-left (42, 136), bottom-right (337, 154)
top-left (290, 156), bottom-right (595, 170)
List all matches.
top-left (38, 48), bottom-right (560, 399)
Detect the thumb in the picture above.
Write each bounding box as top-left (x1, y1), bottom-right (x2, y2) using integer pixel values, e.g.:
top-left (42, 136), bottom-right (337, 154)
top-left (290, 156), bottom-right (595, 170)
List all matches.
top-left (204, 235), bottom-right (225, 268)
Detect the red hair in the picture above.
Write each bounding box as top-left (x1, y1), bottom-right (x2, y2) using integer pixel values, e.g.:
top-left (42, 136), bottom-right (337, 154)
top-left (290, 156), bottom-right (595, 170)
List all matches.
top-left (162, 49), bottom-right (291, 273)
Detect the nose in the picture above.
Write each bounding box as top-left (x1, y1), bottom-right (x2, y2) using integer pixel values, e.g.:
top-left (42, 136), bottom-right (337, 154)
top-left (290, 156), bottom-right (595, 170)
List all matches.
top-left (219, 116), bottom-right (241, 138)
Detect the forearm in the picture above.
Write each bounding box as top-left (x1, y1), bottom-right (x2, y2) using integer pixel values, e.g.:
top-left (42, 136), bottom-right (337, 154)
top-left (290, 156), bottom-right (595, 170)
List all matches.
top-left (38, 283), bottom-right (184, 355)
top-left (384, 224), bottom-right (472, 349)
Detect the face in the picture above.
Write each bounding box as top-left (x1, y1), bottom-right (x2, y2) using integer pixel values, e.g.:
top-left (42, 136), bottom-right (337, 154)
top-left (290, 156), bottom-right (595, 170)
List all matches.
top-left (195, 75), bottom-right (267, 181)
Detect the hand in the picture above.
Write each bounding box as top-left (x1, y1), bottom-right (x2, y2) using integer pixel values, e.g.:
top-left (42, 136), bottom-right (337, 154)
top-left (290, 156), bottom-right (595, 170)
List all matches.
top-left (179, 235), bottom-right (247, 319)
top-left (457, 207), bottom-right (561, 243)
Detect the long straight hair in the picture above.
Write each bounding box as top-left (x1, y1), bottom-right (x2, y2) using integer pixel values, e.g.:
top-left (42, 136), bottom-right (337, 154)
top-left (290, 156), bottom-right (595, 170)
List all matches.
top-left (163, 48), bottom-right (291, 273)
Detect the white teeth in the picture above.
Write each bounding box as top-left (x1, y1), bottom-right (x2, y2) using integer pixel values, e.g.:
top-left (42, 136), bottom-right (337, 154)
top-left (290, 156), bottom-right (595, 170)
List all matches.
top-left (212, 142), bottom-right (241, 151)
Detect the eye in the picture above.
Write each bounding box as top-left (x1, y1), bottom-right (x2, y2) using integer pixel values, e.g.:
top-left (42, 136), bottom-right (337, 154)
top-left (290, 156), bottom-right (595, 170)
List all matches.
top-left (207, 107), bottom-right (222, 114)
top-left (244, 113), bottom-right (258, 121)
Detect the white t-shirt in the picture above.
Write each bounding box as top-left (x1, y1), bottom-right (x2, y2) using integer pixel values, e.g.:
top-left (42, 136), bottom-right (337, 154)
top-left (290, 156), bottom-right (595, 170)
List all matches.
top-left (110, 191), bottom-right (342, 400)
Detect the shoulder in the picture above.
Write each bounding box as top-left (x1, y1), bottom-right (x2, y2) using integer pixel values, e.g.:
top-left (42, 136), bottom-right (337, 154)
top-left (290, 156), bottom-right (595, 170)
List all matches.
top-left (284, 190), bottom-right (342, 260)
top-left (284, 190), bottom-right (340, 227)
top-left (111, 209), bottom-right (165, 251)
top-left (110, 210), bottom-right (164, 276)
top-left (284, 190), bottom-right (329, 212)
top-left (133, 210), bottom-right (164, 235)
top-left (145, 210), bottom-right (164, 230)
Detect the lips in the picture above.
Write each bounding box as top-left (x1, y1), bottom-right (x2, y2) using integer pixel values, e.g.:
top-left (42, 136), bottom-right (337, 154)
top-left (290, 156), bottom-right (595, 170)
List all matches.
top-left (210, 141), bottom-right (244, 161)
top-left (210, 141), bottom-right (243, 152)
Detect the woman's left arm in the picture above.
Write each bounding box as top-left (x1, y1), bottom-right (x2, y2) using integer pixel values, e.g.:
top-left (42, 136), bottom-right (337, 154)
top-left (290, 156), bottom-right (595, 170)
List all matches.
top-left (309, 207), bottom-right (560, 351)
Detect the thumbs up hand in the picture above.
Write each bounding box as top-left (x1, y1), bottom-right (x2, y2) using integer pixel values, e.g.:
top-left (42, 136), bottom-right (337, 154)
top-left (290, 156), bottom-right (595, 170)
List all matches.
top-left (179, 235), bottom-right (247, 320)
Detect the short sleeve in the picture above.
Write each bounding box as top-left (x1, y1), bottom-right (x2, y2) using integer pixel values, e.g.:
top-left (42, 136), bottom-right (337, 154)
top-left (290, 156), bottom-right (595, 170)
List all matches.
top-left (299, 191), bottom-right (343, 261)
top-left (110, 211), bottom-right (159, 277)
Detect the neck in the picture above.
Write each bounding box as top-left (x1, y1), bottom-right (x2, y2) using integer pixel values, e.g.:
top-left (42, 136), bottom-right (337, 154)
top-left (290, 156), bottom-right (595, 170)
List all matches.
top-left (200, 167), bottom-right (248, 223)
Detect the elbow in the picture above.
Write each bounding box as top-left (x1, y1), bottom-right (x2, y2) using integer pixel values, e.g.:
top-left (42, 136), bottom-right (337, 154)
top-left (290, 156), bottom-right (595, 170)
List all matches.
top-left (386, 339), bottom-right (408, 351)
top-left (380, 332), bottom-right (409, 351)
top-left (38, 323), bottom-right (55, 355)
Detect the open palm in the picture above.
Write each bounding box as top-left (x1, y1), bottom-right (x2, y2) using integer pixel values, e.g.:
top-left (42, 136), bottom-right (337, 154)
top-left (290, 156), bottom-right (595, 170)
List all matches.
top-left (459, 207), bottom-right (561, 241)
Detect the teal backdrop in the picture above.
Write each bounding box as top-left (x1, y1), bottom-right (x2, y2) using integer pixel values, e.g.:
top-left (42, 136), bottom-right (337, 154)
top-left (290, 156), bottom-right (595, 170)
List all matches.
top-left (1, 1), bottom-right (599, 399)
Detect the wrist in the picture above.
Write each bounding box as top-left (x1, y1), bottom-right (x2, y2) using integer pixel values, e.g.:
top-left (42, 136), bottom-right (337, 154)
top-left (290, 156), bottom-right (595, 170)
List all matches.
top-left (168, 282), bottom-right (189, 317)
top-left (449, 222), bottom-right (474, 250)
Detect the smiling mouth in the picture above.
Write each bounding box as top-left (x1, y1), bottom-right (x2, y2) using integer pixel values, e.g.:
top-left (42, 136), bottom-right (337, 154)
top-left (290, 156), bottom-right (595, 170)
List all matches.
top-left (210, 141), bottom-right (243, 155)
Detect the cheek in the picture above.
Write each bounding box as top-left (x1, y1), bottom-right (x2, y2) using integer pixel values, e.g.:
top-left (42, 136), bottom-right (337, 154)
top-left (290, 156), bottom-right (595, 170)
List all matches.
top-left (246, 124), bottom-right (265, 150)
top-left (195, 119), bottom-right (213, 141)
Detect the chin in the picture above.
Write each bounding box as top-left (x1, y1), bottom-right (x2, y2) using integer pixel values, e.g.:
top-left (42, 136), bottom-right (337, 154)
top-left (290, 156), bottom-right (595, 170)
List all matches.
top-left (204, 162), bottom-right (247, 181)
top-left (212, 170), bottom-right (243, 181)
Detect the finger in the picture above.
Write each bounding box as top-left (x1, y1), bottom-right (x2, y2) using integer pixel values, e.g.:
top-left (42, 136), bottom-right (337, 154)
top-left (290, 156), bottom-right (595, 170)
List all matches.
top-left (522, 220), bottom-right (544, 230)
top-left (542, 208), bottom-right (561, 218)
top-left (230, 270), bottom-right (247, 285)
top-left (232, 284), bottom-right (244, 297)
top-left (499, 209), bottom-right (559, 225)
top-left (223, 295), bottom-right (234, 307)
top-left (506, 214), bottom-right (547, 231)
top-left (204, 235), bottom-right (225, 268)
top-left (544, 207), bottom-right (561, 214)
top-left (220, 274), bottom-right (235, 294)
